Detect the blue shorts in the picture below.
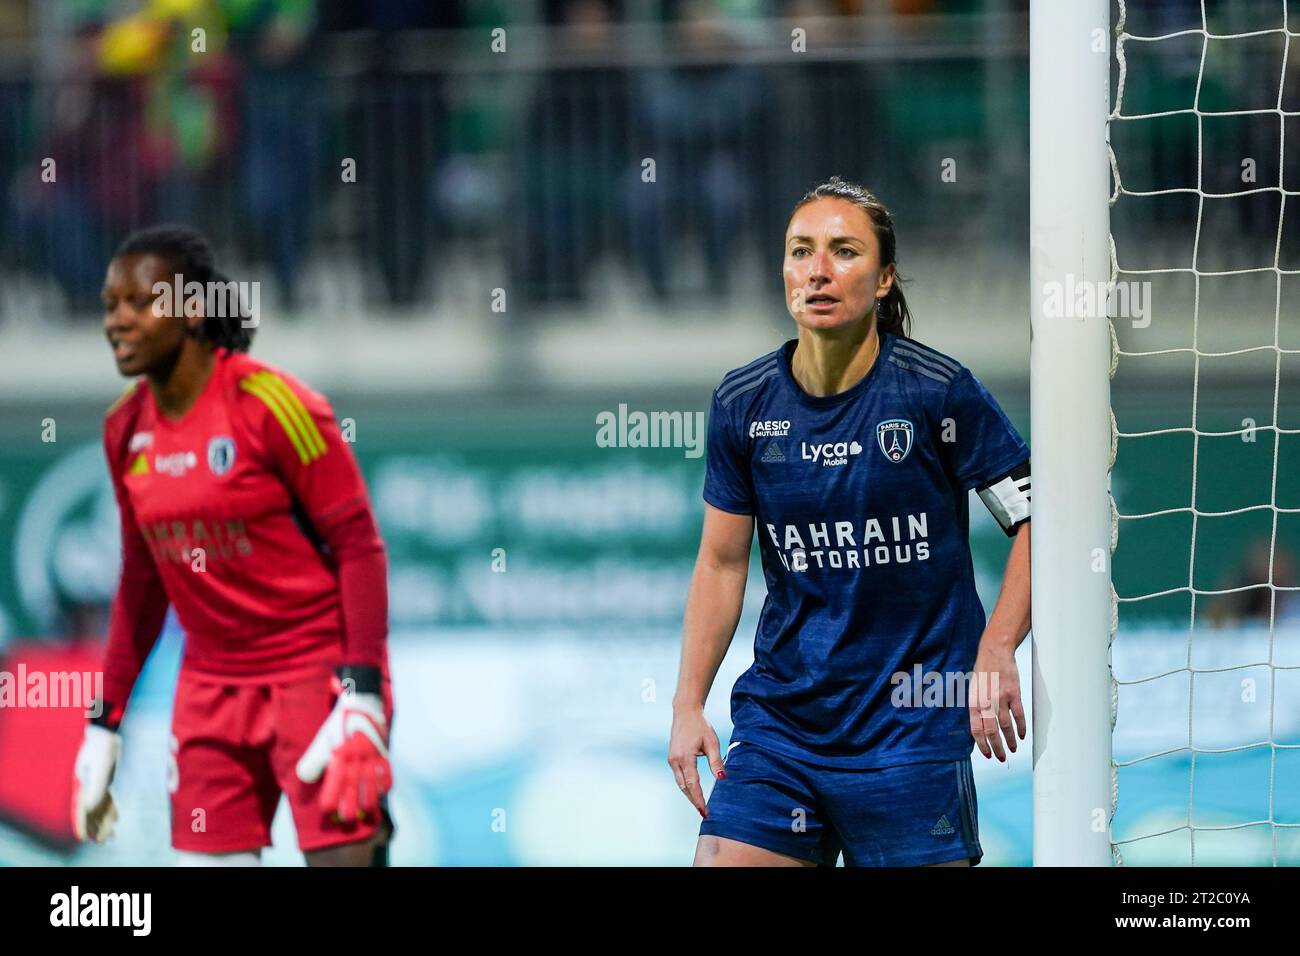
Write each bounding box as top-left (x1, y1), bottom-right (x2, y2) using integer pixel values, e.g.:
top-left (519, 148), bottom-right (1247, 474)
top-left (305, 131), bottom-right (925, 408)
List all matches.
top-left (699, 741), bottom-right (983, 867)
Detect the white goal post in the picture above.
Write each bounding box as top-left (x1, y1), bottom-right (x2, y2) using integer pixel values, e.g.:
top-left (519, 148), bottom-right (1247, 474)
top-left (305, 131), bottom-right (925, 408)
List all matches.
top-left (1029, 0), bottom-right (1116, 866)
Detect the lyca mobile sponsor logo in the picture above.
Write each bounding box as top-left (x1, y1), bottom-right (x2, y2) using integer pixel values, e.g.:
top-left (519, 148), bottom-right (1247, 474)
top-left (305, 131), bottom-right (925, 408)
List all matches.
top-left (155, 450), bottom-right (197, 477)
top-left (801, 439), bottom-right (862, 467)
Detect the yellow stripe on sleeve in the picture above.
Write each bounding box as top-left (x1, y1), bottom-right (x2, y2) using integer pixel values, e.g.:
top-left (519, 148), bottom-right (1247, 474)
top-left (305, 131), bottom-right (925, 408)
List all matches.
top-left (254, 372), bottom-right (327, 459)
top-left (239, 375), bottom-right (318, 465)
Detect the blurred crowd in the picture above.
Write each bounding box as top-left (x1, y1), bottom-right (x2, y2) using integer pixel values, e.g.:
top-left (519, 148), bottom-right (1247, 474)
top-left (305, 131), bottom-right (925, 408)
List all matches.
top-left (0, 0), bottom-right (1041, 316)
top-left (1207, 539), bottom-right (1300, 627)
top-left (6, 0), bottom-right (1286, 318)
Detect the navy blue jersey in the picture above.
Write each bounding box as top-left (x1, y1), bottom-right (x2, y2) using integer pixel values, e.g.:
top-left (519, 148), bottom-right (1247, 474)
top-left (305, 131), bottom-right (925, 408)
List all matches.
top-left (704, 332), bottom-right (1030, 768)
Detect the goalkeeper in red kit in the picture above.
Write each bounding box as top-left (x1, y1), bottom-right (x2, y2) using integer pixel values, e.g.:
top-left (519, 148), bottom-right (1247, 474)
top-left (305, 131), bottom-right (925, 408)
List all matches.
top-left (71, 225), bottom-right (395, 866)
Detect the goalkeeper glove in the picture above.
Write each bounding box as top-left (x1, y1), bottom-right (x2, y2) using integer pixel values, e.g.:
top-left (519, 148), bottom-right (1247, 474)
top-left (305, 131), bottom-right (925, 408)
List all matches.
top-left (295, 669), bottom-right (391, 822)
top-left (72, 725), bottom-right (121, 843)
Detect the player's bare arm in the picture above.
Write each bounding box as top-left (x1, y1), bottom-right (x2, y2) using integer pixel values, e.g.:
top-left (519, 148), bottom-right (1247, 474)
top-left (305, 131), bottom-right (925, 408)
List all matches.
top-left (970, 519), bottom-right (1031, 762)
top-left (668, 504), bottom-right (753, 817)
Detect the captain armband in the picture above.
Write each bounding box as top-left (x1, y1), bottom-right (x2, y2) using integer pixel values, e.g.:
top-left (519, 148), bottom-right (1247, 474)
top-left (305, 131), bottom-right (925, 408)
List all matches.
top-left (976, 459), bottom-right (1031, 536)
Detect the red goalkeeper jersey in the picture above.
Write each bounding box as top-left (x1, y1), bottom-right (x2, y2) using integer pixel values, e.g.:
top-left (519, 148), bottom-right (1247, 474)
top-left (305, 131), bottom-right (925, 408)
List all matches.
top-left (101, 348), bottom-right (389, 715)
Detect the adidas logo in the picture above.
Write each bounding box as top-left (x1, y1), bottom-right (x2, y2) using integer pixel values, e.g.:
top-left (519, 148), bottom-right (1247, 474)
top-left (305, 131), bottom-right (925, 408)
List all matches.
top-left (761, 441), bottom-right (786, 463)
top-left (930, 815), bottom-right (955, 836)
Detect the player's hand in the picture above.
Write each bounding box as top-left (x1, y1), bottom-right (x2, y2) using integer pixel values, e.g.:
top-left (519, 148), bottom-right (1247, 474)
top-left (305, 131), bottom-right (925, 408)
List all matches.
top-left (296, 675), bottom-right (391, 822)
top-left (969, 636), bottom-right (1027, 762)
top-left (667, 705), bottom-right (724, 818)
top-left (72, 725), bottom-right (121, 843)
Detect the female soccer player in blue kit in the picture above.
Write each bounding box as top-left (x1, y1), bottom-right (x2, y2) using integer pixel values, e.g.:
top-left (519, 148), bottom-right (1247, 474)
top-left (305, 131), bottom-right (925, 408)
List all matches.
top-left (668, 178), bottom-right (1033, 867)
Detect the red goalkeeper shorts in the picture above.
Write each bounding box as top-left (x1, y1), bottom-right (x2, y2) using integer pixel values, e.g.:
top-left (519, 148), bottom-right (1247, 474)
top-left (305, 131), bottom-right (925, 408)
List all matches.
top-left (169, 666), bottom-right (394, 854)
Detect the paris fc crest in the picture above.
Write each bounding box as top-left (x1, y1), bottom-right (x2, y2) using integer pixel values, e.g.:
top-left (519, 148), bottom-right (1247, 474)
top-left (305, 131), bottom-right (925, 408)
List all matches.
top-left (207, 435), bottom-right (237, 476)
top-left (876, 419), bottom-right (914, 463)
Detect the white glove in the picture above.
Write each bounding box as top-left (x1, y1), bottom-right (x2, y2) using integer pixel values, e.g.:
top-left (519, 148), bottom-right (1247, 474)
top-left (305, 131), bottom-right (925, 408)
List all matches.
top-left (296, 680), bottom-right (391, 821)
top-left (73, 725), bottom-right (121, 843)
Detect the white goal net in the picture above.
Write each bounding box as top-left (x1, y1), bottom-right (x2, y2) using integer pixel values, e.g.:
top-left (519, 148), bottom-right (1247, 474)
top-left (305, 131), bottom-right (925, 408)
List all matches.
top-left (1106, 0), bottom-right (1300, 866)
